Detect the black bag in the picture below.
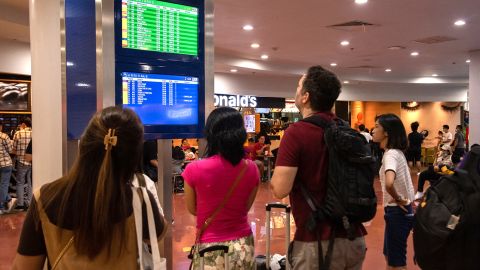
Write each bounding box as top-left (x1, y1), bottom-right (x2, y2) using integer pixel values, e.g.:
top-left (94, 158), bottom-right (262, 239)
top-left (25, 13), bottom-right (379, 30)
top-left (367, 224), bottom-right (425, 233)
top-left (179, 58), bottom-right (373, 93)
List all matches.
top-left (301, 116), bottom-right (377, 234)
top-left (413, 144), bottom-right (480, 270)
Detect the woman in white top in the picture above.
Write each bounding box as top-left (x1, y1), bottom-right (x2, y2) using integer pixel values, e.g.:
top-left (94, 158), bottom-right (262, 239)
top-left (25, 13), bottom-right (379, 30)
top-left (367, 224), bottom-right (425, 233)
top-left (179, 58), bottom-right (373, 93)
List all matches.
top-left (372, 114), bottom-right (415, 270)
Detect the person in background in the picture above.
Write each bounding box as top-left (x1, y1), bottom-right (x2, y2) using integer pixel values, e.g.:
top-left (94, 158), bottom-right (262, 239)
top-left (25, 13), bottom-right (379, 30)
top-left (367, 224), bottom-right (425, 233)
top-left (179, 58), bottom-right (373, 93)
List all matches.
top-left (442, 125), bottom-right (453, 145)
top-left (143, 139), bottom-right (158, 182)
top-left (372, 114), bottom-right (415, 270)
top-left (245, 137), bottom-right (264, 176)
top-left (359, 124), bottom-right (372, 142)
top-left (183, 107), bottom-right (259, 269)
top-left (0, 121), bottom-right (15, 215)
top-left (406, 121), bottom-right (425, 174)
top-left (172, 145), bottom-right (185, 174)
top-left (12, 117), bottom-right (32, 211)
top-left (271, 66), bottom-right (367, 270)
top-left (181, 138), bottom-right (191, 151)
top-left (13, 106), bottom-right (166, 269)
top-left (451, 125), bottom-right (466, 164)
top-left (414, 144), bottom-right (454, 200)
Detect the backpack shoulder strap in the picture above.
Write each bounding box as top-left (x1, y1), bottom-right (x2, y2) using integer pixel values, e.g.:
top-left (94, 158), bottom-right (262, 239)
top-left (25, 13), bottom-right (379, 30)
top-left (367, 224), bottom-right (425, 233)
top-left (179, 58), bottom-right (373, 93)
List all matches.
top-left (300, 114), bottom-right (331, 129)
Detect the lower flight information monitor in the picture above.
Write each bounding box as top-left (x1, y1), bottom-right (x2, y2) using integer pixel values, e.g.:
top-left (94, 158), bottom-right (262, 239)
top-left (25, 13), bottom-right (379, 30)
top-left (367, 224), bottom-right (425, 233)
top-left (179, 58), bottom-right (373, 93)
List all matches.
top-left (121, 72), bottom-right (199, 125)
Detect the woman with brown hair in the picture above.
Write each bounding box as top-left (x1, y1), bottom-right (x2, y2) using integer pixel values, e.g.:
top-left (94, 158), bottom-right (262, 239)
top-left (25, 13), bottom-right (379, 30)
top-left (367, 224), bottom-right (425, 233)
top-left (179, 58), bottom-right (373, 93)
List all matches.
top-left (13, 106), bottom-right (166, 269)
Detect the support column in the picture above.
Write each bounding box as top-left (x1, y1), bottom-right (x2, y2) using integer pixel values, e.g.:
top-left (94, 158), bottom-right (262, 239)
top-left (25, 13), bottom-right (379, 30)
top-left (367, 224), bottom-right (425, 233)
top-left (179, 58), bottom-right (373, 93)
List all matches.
top-left (469, 51), bottom-right (480, 145)
top-left (30, 0), bottom-right (67, 188)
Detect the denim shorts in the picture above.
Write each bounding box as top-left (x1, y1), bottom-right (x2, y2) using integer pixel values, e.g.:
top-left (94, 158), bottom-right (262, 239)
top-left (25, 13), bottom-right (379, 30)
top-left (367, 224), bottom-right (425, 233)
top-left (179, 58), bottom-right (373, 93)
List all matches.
top-left (383, 205), bottom-right (414, 267)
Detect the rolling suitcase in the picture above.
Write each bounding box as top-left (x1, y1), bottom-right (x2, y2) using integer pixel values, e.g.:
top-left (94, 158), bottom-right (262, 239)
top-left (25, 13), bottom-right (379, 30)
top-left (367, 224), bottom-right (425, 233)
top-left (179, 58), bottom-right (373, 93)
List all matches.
top-left (198, 245), bottom-right (229, 270)
top-left (255, 203), bottom-right (291, 270)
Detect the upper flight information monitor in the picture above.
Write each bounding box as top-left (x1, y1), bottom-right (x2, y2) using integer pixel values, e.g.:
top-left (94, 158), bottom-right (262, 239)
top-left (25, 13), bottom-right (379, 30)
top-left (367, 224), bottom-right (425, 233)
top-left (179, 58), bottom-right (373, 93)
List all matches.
top-left (122, 72), bottom-right (199, 125)
top-left (121, 0), bottom-right (198, 56)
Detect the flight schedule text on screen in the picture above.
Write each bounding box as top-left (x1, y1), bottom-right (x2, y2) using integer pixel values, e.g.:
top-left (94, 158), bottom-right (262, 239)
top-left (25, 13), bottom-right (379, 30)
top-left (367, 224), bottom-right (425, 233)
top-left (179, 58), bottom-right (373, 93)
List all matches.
top-left (122, 72), bottom-right (199, 125)
top-left (121, 0), bottom-right (198, 56)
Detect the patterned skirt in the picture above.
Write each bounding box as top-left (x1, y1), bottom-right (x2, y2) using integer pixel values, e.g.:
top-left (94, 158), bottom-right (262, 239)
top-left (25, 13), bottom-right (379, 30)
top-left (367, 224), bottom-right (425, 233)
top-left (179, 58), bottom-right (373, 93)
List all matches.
top-left (192, 234), bottom-right (255, 270)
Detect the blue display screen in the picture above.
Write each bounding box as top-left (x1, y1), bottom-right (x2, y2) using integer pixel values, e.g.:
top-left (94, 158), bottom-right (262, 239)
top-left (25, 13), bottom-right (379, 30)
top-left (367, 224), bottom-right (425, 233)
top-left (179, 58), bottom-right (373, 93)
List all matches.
top-left (121, 72), bottom-right (199, 125)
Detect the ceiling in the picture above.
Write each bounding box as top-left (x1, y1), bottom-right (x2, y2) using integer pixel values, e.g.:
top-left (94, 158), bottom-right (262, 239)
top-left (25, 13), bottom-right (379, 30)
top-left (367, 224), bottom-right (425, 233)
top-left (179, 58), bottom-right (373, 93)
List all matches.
top-left (214, 0), bottom-right (480, 84)
top-left (1, 0), bottom-right (478, 85)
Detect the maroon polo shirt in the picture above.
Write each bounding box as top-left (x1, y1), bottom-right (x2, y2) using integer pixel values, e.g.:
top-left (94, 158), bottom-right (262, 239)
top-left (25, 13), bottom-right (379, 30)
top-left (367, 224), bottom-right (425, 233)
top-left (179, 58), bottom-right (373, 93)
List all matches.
top-left (276, 111), bottom-right (367, 241)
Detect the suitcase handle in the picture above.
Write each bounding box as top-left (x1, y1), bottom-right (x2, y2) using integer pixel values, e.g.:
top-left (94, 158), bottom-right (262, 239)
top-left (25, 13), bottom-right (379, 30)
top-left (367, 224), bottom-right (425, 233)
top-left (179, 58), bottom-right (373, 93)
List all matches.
top-left (198, 245), bottom-right (229, 257)
top-left (266, 203), bottom-right (291, 212)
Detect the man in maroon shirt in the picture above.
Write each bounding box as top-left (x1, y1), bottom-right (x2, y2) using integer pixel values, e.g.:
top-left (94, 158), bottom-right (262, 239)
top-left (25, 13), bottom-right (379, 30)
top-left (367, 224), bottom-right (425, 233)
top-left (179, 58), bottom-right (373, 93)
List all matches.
top-left (271, 66), bottom-right (366, 269)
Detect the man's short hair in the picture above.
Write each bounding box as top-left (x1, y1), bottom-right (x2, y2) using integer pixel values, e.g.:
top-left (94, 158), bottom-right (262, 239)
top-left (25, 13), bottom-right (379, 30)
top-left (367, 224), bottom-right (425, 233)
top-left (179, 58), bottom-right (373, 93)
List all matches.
top-left (22, 117), bottom-right (32, 128)
top-left (443, 125), bottom-right (449, 130)
top-left (359, 124), bottom-right (366, 131)
top-left (456, 125), bottom-right (462, 130)
top-left (302, 66), bottom-right (341, 112)
top-left (411, 121), bottom-right (419, 132)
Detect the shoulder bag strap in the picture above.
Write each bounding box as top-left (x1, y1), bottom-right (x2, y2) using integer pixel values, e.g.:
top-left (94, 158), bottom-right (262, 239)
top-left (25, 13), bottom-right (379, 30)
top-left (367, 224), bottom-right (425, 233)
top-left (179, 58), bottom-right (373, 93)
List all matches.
top-left (132, 176), bottom-right (145, 270)
top-left (195, 159), bottom-right (249, 242)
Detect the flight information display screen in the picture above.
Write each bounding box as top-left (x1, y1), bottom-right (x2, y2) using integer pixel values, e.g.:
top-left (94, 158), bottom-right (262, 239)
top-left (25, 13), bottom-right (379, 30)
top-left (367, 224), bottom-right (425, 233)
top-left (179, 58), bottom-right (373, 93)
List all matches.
top-left (122, 72), bottom-right (199, 125)
top-left (121, 0), bottom-right (198, 56)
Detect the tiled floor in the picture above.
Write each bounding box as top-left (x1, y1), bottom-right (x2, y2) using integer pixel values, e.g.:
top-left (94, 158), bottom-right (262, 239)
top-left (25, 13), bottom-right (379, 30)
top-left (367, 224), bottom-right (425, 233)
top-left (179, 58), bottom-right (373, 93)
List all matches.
top-left (1, 177), bottom-right (421, 269)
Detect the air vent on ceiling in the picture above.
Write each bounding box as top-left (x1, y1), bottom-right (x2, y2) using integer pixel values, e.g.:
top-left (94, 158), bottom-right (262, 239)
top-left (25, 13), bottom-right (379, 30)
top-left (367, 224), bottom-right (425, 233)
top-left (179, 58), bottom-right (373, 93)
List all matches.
top-left (327, 20), bottom-right (379, 32)
top-left (414, 36), bottom-right (457, 44)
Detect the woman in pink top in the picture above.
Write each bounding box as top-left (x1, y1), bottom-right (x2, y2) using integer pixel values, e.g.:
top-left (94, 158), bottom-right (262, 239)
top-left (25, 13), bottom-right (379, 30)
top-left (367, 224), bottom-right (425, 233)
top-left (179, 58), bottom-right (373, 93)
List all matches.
top-left (183, 107), bottom-right (259, 269)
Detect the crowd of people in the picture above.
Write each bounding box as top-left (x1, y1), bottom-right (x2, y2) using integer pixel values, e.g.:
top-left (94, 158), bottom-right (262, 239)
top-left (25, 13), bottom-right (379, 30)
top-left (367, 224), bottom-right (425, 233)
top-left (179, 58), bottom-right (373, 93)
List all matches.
top-left (0, 118), bottom-right (32, 215)
top-left (7, 65), bottom-right (473, 270)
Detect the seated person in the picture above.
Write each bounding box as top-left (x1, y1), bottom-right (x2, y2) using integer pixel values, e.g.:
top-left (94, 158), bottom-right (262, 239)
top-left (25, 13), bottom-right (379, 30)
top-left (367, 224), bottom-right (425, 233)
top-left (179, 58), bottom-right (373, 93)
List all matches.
top-left (255, 135), bottom-right (271, 157)
top-left (172, 146), bottom-right (185, 174)
top-left (244, 138), bottom-right (264, 176)
top-left (181, 138), bottom-right (191, 151)
top-left (185, 147), bottom-right (197, 161)
top-left (414, 144), bottom-right (454, 200)
top-left (143, 140), bottom-right (158, 182)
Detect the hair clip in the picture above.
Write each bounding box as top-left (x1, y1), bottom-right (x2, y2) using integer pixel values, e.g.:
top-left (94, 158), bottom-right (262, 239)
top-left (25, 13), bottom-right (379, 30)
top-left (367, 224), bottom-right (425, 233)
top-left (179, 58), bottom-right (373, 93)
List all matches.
top-left (104, 128), bottom-right (118, 150)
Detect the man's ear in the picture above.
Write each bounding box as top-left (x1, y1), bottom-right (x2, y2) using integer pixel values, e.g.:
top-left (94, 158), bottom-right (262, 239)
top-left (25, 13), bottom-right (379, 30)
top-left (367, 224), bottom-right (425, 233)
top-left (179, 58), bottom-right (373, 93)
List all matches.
top-left (302, 90), bottom-right (310, 104)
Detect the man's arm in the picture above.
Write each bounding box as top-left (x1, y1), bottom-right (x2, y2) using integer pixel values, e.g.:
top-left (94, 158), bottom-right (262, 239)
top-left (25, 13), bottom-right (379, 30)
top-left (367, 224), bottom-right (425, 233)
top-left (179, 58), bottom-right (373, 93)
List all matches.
top-left (270, 166), bottom-right (298, 199)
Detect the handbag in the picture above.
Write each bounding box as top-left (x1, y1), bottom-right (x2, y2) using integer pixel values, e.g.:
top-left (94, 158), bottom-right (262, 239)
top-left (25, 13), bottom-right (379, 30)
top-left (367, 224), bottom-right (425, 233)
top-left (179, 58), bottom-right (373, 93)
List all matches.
top-left (132, 173), bottom-right (167, 270)
top-left (188, 160), bottom-right (249, 269)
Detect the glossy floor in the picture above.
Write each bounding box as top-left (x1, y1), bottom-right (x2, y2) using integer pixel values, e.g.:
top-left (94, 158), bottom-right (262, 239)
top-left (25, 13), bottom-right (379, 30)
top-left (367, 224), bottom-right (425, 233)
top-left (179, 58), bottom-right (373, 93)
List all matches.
top-left (0, 177), bottom-right (421, 269)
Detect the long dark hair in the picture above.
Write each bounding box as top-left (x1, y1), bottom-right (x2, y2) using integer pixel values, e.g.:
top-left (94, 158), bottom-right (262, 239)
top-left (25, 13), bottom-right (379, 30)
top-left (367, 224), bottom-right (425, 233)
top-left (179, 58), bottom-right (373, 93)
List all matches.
top-left (376, 113), bottom-right (408, 151)
top-left (41, 106), bottom-right (144, 259)
top-left (204, 107), bottom-right (247, 165)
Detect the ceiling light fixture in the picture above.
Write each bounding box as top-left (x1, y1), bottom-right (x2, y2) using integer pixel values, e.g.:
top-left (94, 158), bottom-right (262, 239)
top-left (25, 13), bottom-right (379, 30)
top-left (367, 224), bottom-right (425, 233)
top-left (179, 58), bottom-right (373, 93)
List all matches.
top-left (454, 20), bottom-right (466, 26)
top-left (340, 41), bottom-right (350, 46)
top-left (230, 69), bottom-right (238, 73)
top-left (261, 54), bottom-right (269, 60)
top-left (411, 52), bottom-right (419, 56)
top-left (466, 59), bottom-right (471, 63)
top-left (355, 0), bottom-right (368, 4)
top-left (243, 25), bottom-right (254, 31)
top-left (343, 81), bottom-right (350, 84)
top-left (432, 74), bottom-right (438, 77)
top-left (330, 63), bottom-right (337, 67)
top-left (385, 69), bottom-right (392, 72)
top-left (250, 43), bottom-right (260, 48)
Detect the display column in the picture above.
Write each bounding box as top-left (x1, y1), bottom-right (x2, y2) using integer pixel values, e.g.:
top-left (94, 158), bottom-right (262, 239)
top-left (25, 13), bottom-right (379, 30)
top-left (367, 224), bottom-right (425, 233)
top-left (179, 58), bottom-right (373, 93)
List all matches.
top-left (29, 0), bottom-right (66, 188)
top-left (469, 51), bottom-right (480, 145)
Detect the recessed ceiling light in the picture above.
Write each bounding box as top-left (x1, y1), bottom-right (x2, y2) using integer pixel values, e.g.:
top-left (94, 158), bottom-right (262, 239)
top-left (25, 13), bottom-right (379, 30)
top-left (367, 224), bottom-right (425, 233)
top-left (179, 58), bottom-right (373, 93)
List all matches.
top-left (261, 54), bottom-right (269, 60)
top-left (385, 69), bottom-right (392, 72)
top-left (388, 46), bottom-right (406, 50)
top-left (355, 0), bottom-right (368, 4)
top-left (343, 81), bottom-right (350, 84)
top-left (454, 20), bottom-right (466, 26)
top-left (340, 41), bottom-right (350, 46)
top-left (250, 43), bottom-right (260, 48)
top-left (330, 63), bottom-right (337, 67)
top-left (432, 74), bottom-right (438, 77)
top-left (410, 52), bottom-right (419, 56)
top-left (230, 69), bottom-right (238, 73)
top-left (466, 59), bottom-right (471, 63)
top-left (243, 25), bottom-right (254, 31)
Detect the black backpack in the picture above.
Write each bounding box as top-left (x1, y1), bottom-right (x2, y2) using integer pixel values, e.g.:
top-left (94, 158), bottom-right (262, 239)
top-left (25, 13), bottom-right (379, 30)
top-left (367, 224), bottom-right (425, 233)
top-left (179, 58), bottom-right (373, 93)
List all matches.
top-left (299, 115), bottom-right (377, 269)
top-left (413, 144), bottom-right (480, 270)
